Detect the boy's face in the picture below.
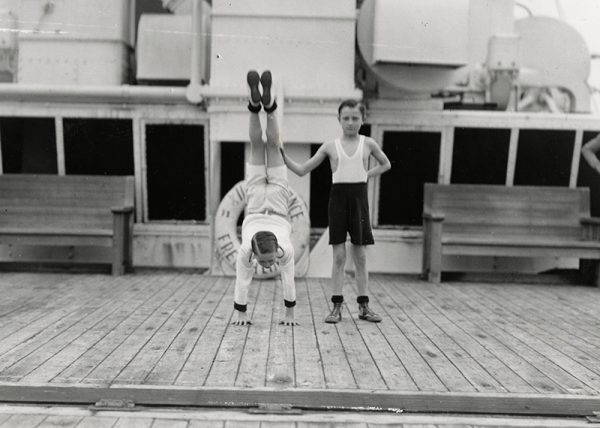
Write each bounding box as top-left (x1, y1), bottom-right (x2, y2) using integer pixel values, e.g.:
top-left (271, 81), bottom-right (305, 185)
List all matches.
top-left (255, 250), bottom-right (277, 268)
top-left (338, 106), bottom-right (364, 136)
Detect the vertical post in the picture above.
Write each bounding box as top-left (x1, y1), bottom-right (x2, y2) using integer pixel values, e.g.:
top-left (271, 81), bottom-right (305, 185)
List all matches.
top-left (186, 0), bottom-right (204, 104)
top-left (505, 127), bottom-right (519, 186)
top-left (112, 211), bottom-right (126, 276)
top-left (209, 138), bottom-right (221, 274)
top-left (569, 129), bottom-right (583, 188)
top-left (55, 117), bottom-right (65, 175)
top-left (0, 125), bottom-right (3, 174)
top-left (133, 117), bottom-right (144, 222)
top-left (439, 125), bottom-right (454, 184)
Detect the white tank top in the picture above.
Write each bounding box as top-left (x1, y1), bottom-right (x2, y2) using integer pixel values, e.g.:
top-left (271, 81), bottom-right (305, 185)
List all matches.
top-left (332, 136), bottom-right (368, 183)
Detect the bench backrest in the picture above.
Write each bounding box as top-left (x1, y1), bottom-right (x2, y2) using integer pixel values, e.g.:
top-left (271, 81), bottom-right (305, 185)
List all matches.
top-left (0, 174), bottom-right (134, 230)
top-left (423, 183), bottom-right (590, 240)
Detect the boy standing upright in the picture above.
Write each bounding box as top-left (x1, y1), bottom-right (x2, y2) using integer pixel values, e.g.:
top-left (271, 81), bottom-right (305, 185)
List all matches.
top-left (281, 99), bottom-right (391, 323)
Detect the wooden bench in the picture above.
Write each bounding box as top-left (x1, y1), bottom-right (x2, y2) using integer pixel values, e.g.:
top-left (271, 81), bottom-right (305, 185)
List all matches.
top-left (422, 183), bottom-right (600, 285)
top-left (0, 174), bottom-right (134, 275)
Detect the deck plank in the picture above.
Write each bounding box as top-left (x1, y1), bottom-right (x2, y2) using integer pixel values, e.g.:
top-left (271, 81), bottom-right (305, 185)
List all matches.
top-left (455, 283), bottom-right (600, 393)
top-left (0, 275), bottom-right (120, 377)
top-left (145, 275), bottom-right (231, 385)
top-left (52, 274), bottom-right (186, 384)
top-left (0, 275), bottom-right (112, 357)
top-left (266, 278), bottom-right (297, 389)
top-left (406, 280), bottom-right (564, 394)
top-left (348, 282), bottom-right (419, 392)
top-left (235, 280), bottom-right (276, 388)
top-left (307, 279), bottom-right (357, 389)
top-left (469, 284), bottom-right (600, 361)
top-left (369, 278), bottom-right (476, 393)
top-left (187, 421), bottom-right (225, 428)
top-left (112, 417), bottom-right (154, 428)
top-left (3, 275), bottom-right (163, 383)
top-left (36, 415), bottom-right (83, 427)
top-left (444, 282), bottom-right (597, 395)
top-left (204, 277), bottom-right (262, 387)
top-left (388, 278), bottom-right (537, 394)
top-left (332, 281), bottom-right (388, 390)
top-left (113, 275), bottom-right (220, 384)
top-left (365, 280), bottom-right (447, 392)
top-left (72, 415), bottom-right (118, 428)
top-left (0, 414), bottom-right (46, 427)
top-left (290, 278), bottom-right (326, 389)
top-left (386, 279), bottom-right (507, 393)
top-left (175, 277), bottom-right (237, 386)
top-left (82, 273), bottom-right (194, 384)
top-left (21, 274), bottom-right (168, 384)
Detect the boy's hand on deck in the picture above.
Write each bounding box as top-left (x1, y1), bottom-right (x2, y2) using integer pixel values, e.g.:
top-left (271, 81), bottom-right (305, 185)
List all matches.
top-left (232, 312), bottom-right (252, 326)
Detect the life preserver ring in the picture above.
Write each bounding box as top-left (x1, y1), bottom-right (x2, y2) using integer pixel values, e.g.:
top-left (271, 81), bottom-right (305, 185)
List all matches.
top-left (214, 180), bottom-right (310, 278)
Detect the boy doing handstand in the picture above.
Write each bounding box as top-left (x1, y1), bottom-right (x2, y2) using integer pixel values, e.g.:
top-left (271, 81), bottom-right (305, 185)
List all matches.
top-left (232, 70), bottom-right (297, 326)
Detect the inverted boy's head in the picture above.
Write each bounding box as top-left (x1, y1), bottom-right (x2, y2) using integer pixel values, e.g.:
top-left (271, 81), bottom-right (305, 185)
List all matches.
top-left (338, 99), bottom-right (365, 136)
top-left (251, 230), bottom-right (279, 268)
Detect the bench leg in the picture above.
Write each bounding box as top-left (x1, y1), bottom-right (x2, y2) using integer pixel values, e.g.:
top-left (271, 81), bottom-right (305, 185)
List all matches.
top-left (579, 259), bottom-right (600, 286)
top-left (112, 213), bottom-right (128, 276)
top-left (427, 245), bottom-right (442, 283)
top-left (422, 219), bottom-right (443, 283)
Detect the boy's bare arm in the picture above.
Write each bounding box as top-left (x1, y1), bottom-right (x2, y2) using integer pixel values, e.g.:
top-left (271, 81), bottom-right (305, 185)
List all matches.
top-left (281, 144), bottom-right (330, 176)
top-left (581, 133), bottom-right (600, 174)
top-left (365, 137), bottom-right (392, 178)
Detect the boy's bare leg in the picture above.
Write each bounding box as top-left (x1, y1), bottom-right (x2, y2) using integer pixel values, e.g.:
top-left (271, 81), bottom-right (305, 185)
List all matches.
top-left (248, 70), bottom-right (265, 166)
top-left (331, 243), bottom-right (346, 295)
top-left (352, 244), bottom-right (368, 296)
top-left (261, 70), bottom-right (284, 168)
top-left (352, 244), bottom-right (381, 322)
top-left (248, 112), bottom-right (265, 166)
top-left (265, 111), bottom-right (284, 168)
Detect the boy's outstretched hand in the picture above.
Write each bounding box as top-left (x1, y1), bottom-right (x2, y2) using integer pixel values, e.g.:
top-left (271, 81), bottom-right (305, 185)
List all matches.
top-left (279, 318), bottom-right (299, 326)
top-left (232, 311), bottom-right (252, 326)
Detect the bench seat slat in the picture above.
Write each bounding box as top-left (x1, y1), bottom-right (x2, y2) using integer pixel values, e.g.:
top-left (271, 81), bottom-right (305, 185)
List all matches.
top-left (0, 228), bottom-right (112, 236)
top-left (0, 234), bottom-right (114, 247)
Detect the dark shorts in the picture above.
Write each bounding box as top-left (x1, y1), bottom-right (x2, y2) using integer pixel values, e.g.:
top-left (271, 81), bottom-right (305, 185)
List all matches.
top-left (328, 183), bottom-right (374, 246)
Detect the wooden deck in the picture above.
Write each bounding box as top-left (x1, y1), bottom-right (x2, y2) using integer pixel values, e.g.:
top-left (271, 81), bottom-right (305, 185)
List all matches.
top-left (0, 271), bottom-right (600, 417)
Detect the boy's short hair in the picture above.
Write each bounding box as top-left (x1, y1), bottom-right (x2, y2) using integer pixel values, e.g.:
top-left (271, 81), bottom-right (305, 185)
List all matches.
top-left (251, 230), bottom-right (278, 255)
top-left (338, 99), bottom-right (366, 120)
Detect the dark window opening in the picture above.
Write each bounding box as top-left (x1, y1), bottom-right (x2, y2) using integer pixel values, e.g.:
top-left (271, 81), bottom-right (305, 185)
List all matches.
top-left (309, 143), bottom-right (332, 228)
top-left (220, 142), bottom-right (245, 199)
top-left (221, 141), bottom-right (245, 226)
top-left (64, 119), bottom-right (134, 175)
top-left (146, 124), bottom-right (205, 221)
top-left (451, 128), bottom-right (510, 184)
top-left (0, 117), bottom-right (57, 173)
top-left (578, 131), bottom-right (600, 216)
top-left (514, 129), bottom-right (574, 186)
top-left (379, 131), bottom-right (441, 226)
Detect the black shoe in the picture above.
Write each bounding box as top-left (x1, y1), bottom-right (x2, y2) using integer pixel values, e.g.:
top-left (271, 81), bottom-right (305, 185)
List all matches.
top-left (325, 302), bottom-right (342, 323)
top-left (260, 70), bottom-right (275, 111)
top-left (247, 70), bottom-right (261, 107)
top-left (358, 303), bottom-right (382, 322)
